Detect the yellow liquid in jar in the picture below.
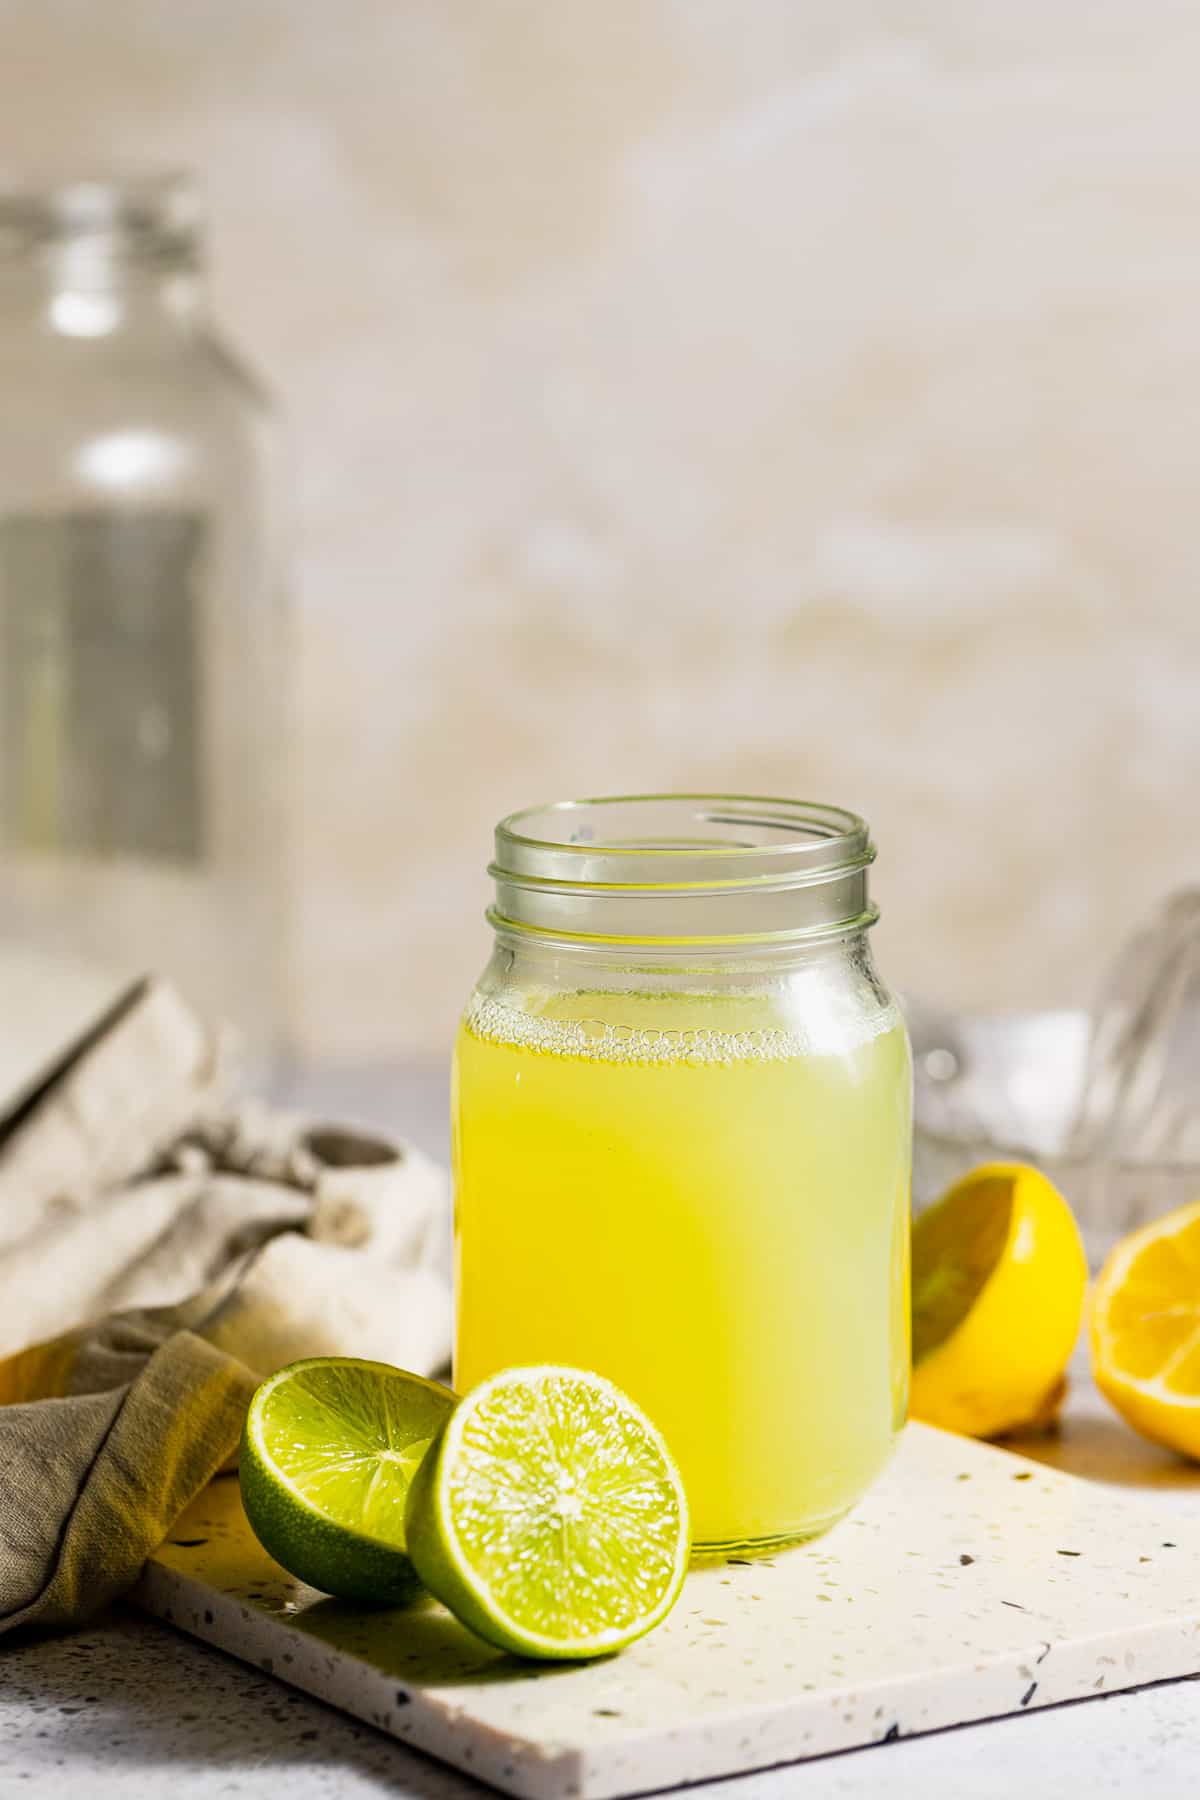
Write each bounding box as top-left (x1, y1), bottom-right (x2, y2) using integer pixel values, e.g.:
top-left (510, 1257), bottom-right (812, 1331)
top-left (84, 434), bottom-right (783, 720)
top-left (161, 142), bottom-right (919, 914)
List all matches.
top-left (454, 987), bottom-right (912, 1550)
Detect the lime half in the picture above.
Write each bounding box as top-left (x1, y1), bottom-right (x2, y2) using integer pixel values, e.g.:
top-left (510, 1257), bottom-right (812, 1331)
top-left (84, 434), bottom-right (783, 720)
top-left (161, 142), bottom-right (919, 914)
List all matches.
top-left (404, 1364), bottom-right (690, 1660)
top-left (240, 1356), bottom-right (455, 1604)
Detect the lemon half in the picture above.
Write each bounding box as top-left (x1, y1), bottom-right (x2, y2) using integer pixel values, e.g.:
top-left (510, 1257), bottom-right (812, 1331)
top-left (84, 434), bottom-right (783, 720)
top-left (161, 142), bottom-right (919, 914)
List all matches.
top-left (910, 1162), bottom-right (1087, 1439)
top-left (1091, 1197), bottom-right (1200, 1460)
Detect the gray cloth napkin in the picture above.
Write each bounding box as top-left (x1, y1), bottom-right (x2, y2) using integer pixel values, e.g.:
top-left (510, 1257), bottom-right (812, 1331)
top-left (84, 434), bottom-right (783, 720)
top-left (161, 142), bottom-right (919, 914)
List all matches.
top-left (0, 978), bottom-right (453, 1636)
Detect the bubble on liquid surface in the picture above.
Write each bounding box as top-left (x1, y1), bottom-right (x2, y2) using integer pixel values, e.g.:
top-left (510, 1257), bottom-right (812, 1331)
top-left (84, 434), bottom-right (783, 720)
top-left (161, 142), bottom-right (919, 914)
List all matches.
top-left (464, 990), bottom-right (898, 1065)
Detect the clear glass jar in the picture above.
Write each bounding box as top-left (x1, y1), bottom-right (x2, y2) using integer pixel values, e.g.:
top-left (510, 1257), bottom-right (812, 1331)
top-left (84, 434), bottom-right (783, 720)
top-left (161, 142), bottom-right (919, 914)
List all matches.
top-left (454, 796), bottom-right (912, 1553)
top-left (0, 173), bottom-right (284, 1076)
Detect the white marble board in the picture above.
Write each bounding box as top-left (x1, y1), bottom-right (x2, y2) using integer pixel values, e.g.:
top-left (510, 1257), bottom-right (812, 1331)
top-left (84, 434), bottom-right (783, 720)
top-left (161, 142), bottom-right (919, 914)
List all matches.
top-left (134, 1422), bottom-right (1200, 1800)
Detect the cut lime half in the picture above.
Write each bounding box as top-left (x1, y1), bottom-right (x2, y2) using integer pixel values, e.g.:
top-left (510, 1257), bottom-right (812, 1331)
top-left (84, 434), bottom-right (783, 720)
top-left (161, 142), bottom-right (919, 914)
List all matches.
top-left (404, 1364), bottom-right (690, 1660)
top-left (240, 1356), bottom-right (455, 1604)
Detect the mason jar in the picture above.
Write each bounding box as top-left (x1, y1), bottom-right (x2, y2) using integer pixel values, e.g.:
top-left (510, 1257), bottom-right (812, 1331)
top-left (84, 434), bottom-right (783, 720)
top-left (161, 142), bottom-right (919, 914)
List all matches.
top-left (454, 795), bottom-right (912, 1553)
top-left (0, 173), bottom-right (284, 1076)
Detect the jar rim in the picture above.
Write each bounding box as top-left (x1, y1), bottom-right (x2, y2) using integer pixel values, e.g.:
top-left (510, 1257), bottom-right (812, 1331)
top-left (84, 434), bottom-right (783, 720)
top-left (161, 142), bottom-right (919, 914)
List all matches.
top-left (489, 794), bottom-right (878, 945)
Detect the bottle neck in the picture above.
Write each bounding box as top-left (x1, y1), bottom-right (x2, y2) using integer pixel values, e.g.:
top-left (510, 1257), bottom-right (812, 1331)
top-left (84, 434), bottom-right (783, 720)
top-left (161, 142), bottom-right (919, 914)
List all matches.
top-left (0, 175), bottom-right (208, 341)
top-left (0, 254), bottom-right (206, 340)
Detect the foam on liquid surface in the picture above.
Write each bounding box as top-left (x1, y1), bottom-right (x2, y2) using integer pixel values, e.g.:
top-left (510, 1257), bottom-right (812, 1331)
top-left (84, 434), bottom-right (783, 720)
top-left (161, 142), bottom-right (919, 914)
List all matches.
top-left (464, 983), bottom-right (898, 1065)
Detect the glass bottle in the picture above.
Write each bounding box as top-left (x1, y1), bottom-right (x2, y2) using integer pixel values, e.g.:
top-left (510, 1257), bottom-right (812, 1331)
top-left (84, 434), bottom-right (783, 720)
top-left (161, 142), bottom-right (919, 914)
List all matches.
top-left (0, 173), bottom-right (284, 1076)
top-left (454, 795), bottom-right (913, 1553)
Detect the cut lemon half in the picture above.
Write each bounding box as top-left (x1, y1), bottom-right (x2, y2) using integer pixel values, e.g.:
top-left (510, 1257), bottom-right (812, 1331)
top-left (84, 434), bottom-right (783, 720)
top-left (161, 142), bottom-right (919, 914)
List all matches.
top-left (1091, 1197), bottom-right (1200, 1459)
top-left (240, 1356), bottom-right (455, 1604)
top-left (404, 1365), bottom-right (690, 1660)
top-left (910, 1162), bottom-right (1087, 1439)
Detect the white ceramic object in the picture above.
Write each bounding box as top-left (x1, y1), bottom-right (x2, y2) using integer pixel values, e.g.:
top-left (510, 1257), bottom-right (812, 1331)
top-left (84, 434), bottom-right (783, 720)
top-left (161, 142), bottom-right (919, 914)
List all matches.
top-left (134, 1423), bottom-right (1200, 1800)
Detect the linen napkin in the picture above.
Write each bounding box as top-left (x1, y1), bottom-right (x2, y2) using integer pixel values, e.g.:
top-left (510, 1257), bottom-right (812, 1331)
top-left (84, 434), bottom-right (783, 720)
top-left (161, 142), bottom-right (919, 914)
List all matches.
top-left (0, 977), bottom-right (453, 1636)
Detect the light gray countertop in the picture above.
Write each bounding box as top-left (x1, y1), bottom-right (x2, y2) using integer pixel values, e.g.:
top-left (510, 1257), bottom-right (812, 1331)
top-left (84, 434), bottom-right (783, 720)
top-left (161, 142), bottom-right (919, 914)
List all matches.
top-left (2, 1063), bottom-right (1199, 1799)
top-left (2, 1603), bottom-right (1198, 1800)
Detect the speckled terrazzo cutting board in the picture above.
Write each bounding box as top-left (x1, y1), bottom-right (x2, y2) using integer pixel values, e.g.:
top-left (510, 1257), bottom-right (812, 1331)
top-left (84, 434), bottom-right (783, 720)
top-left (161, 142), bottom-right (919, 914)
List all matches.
top-left (134, 1423), bottom-right (1200, 1800)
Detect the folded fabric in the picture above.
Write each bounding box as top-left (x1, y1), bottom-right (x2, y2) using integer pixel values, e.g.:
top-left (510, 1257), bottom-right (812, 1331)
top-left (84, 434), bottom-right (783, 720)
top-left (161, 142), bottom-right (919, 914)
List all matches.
top-left (0, 976), bottom-right (228, 1255)
top-left (0, 976), bottom-right (453, 1636)
top-left (0, 1308), bottom-right (256, 1633)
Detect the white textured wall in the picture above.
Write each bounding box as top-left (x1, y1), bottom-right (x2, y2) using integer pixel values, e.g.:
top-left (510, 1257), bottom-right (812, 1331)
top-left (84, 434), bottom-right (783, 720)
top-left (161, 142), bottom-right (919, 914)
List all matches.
top-left (6, 2), bottom-right (1200, 1056)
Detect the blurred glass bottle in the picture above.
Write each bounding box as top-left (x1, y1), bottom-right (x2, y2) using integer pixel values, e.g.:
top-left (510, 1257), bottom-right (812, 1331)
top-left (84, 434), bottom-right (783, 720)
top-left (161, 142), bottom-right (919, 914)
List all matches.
top-left (0, 172), bottom-right (286, 1077)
